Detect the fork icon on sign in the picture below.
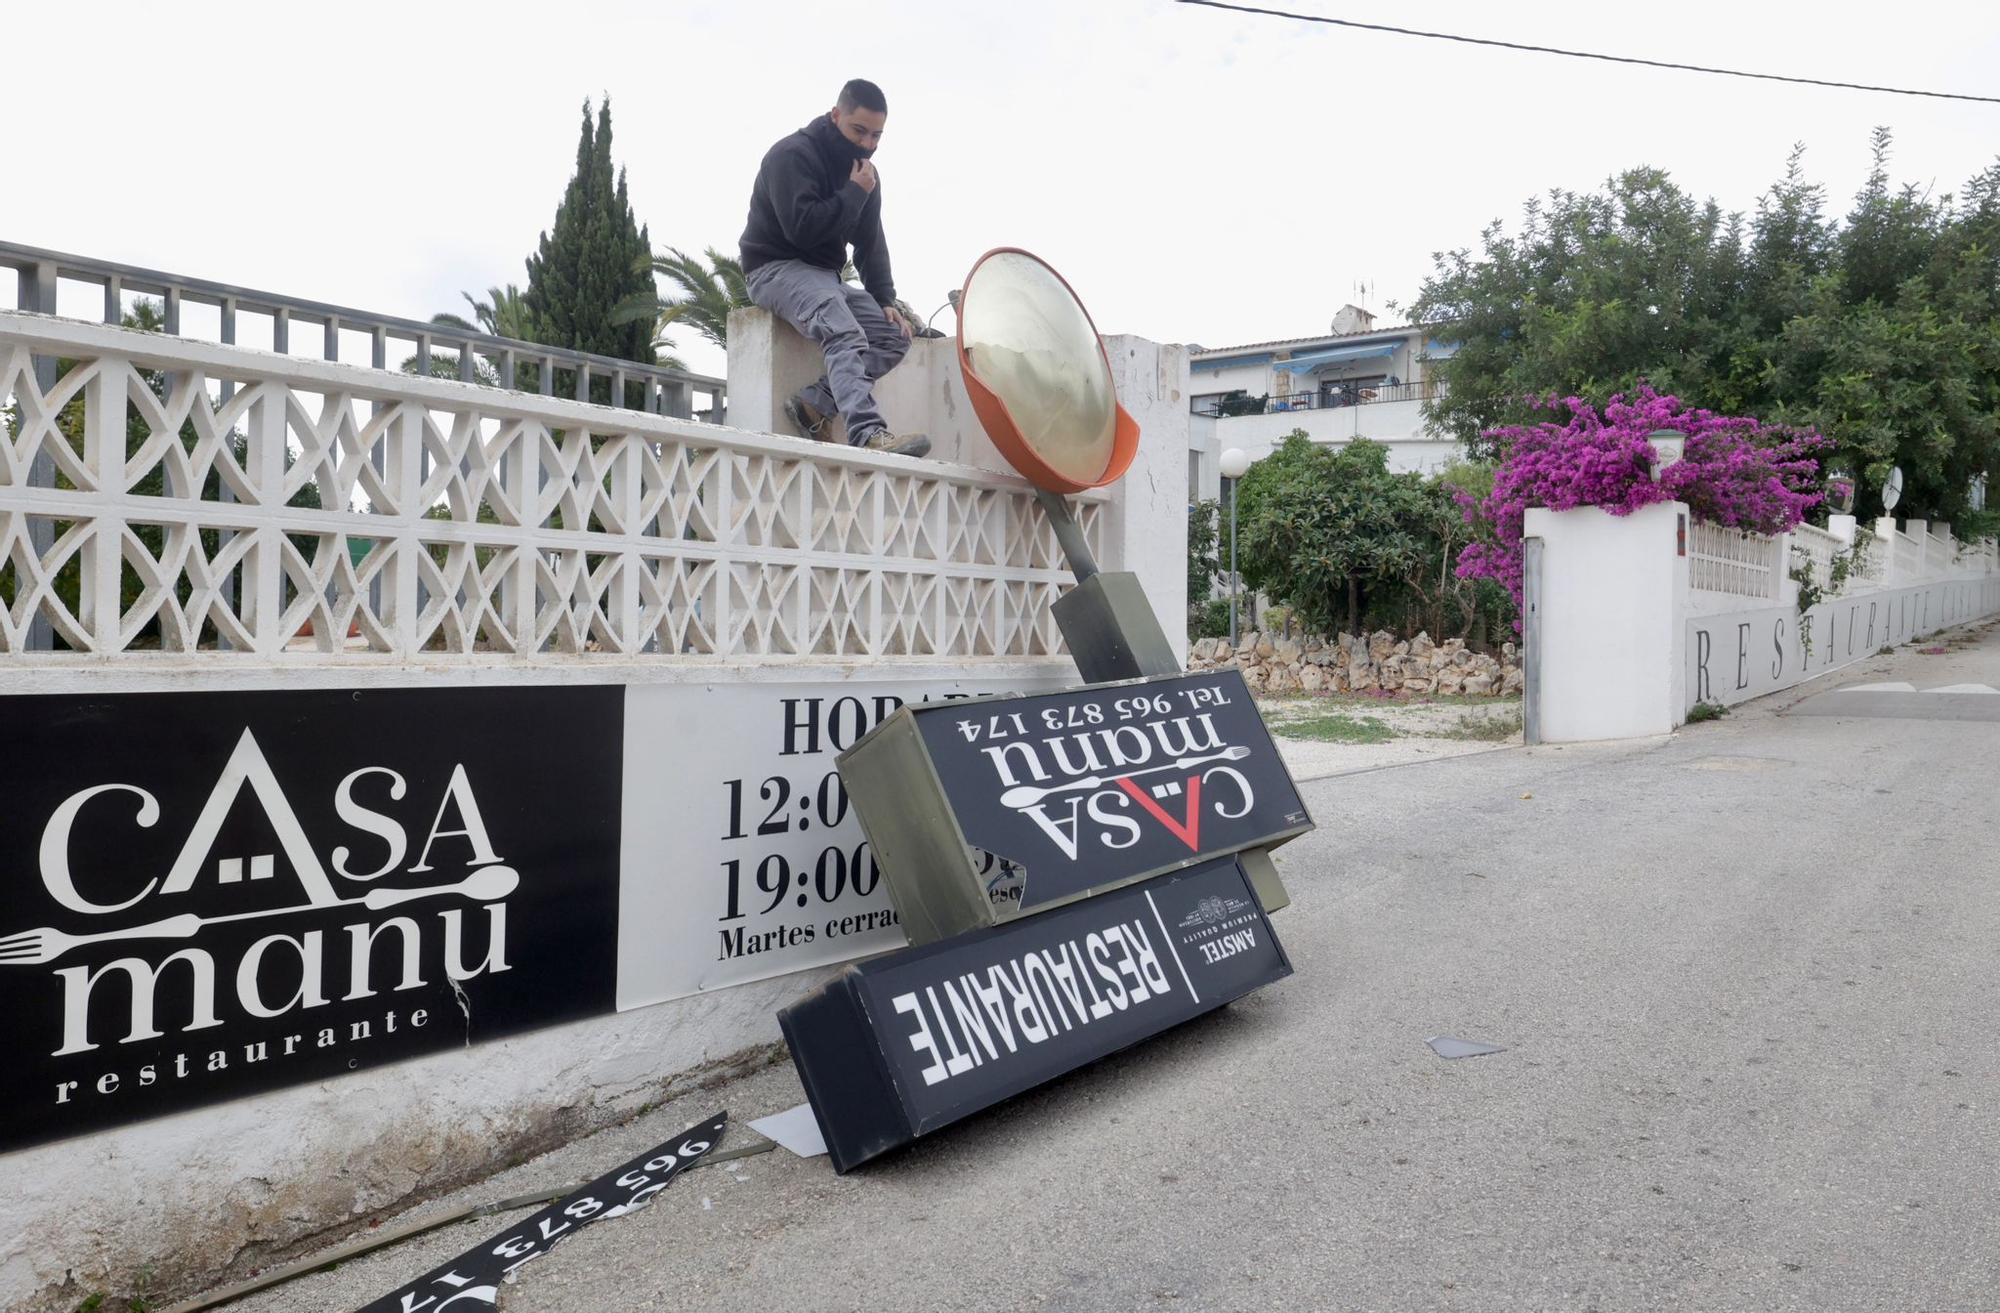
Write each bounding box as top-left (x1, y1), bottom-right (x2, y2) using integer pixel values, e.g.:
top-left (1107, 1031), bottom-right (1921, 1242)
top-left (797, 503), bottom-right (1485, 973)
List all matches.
top-left (0, 866), bottom-right (519, 966)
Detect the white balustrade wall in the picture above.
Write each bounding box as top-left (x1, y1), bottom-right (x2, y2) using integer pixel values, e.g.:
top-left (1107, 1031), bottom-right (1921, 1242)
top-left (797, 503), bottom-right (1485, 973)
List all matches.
top-left (1786, 521), bottom-right (1845, 595)
top-left (1528, 502), bottom-right (2000, 743)
top-left (0, 312), bottom-right (1107, 663)
top-left (1686, 519), bottom-right (1785, 602)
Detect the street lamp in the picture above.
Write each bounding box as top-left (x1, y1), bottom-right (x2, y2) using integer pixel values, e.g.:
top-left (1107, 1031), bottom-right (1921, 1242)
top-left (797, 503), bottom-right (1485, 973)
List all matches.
top-left (1220, 447), bottom-right (1251, 644)
top-left (1645, 429), bottom-right (1686, 480)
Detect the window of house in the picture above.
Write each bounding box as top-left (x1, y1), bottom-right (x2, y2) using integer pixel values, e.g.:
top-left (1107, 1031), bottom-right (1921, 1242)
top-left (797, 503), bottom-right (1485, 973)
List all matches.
top-left (1320, 374), bottom-right (1387, 406)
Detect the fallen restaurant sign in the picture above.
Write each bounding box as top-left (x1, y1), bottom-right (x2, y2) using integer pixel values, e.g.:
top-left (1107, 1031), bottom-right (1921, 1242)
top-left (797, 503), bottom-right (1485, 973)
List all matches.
top-left (838, 668), bottom-right (1312, 943)
top-left (782, 669), bottom-right (1313, 1170)
top-left (779, 854), bottom-right (1291, 1173)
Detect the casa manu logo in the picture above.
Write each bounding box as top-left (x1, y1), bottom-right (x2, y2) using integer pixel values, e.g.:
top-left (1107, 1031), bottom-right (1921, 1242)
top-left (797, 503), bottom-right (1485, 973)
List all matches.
top-left (965, 709), bottom-right (1258, 861)
top-left (5, 729), bottom-right (517, 1104)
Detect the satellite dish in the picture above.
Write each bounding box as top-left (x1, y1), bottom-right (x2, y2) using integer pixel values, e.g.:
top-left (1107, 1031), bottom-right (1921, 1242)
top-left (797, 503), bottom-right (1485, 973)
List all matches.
top-left (1827, 468), bottom-right (1856, 515)
top-left (956, 248), bottom-right (1139, 494)
top-left (1882, 465), bottom-right (1905, 512)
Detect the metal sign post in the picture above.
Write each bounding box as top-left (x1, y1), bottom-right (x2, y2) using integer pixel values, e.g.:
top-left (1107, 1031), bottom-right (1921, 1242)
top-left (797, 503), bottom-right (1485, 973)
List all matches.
top-left (1522, 536), bottom-right (1544, 746)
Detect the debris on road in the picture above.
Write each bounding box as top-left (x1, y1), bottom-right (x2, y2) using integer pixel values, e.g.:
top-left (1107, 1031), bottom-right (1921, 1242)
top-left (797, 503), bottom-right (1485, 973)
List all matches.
top-left (1427, 1036), bottom-right (1508, 1060)
top-left (749, 1102), bottom-right (830, 1159)
top-left (349, 1111), bottom-right (725, 1313)
top-left (158, 1184), bottom-right (577, 1313)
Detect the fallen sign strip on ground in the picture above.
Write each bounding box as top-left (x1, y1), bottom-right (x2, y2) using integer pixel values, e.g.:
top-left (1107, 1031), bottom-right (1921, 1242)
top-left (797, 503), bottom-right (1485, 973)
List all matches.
top-left (158, 1185), bottom-right (575, 1313)
top-left (351, 1110), bottom-right (727, 1313)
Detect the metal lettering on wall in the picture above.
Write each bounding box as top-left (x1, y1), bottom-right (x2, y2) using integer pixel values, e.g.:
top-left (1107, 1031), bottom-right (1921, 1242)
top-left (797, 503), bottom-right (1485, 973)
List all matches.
top-left (0, 687), bottom-right (624, 1153)
top-left (1686, 578), bottom-right (2000, 710)
top-left (910, 669), bottom-right (1312, 908)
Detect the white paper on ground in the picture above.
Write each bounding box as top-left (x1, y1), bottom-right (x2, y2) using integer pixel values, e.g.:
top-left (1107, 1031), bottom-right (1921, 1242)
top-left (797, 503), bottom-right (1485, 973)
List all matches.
top-left (749, 1103), bottom-right (830, 1158)
top-left (1426, 1035), bottom-right (1508, 1060)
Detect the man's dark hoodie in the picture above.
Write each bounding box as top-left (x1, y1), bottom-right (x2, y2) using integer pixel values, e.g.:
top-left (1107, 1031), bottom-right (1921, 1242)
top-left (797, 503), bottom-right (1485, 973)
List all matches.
top-left (740, 117), bottom-right (896, 308)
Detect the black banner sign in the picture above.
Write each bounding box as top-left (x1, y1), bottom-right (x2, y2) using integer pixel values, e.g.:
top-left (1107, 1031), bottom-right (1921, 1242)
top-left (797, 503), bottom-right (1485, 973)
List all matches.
top-left (911, 669), bottom-right (1311, 908)
top-left (780, 855), bottom-right (1291, 1172)
top-left (354, 1110), bottom-right (723, 1312)
top-left (0, 687), bottom-right (624, 1153)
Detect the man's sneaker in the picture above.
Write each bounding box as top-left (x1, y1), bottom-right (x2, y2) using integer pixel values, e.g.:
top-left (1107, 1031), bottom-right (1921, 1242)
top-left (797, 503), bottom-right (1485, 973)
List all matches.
top-left (784, 394), bottom-right (834, 442)
top-left (855, 429), bottom-right (931, 459)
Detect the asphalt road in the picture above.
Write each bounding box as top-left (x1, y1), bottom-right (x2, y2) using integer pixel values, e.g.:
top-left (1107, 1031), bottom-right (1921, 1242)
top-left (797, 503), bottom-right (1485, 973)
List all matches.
top-left (232, 621), bottom-right (2000, 1313)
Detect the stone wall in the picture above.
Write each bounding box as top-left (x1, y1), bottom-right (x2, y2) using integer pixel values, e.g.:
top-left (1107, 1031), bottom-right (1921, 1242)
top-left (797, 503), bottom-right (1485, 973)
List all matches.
top-left (1189, 629), bottom-right (1523, 697)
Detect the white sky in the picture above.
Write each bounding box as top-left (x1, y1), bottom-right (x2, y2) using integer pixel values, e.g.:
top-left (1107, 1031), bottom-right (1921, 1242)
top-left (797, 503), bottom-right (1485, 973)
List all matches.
top-left (9, 1), bottom-right (1999, 378)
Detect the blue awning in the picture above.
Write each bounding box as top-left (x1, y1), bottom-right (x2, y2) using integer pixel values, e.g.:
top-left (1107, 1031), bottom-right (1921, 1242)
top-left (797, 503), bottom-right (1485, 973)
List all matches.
top-left (1274, 341), bottom-right (1401, 374)
top-left (1192, 352), bottom-right (1272, 373)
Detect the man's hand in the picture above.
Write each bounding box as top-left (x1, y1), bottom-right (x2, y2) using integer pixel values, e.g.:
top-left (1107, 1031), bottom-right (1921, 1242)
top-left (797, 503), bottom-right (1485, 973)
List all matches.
top-left (849, 159), bottom-right (878, 193)
top-left (884, 303), bottom-right (914, 340)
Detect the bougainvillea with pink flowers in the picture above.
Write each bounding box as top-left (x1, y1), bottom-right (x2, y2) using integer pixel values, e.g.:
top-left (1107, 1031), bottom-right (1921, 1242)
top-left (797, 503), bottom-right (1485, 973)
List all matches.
top-left (1456, 387), bottom-right (1829, 620)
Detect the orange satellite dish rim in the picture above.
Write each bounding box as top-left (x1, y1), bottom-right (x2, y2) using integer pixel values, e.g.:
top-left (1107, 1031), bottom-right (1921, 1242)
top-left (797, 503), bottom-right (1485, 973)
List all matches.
top-left (954, 247), bottom-right (1140, 496)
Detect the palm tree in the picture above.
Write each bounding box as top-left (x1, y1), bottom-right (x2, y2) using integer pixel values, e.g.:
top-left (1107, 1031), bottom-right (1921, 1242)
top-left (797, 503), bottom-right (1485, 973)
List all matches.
top-left (614, 246), bottom-right (747, 353)
top-left (416, 283), bottom-right (688, 380)
top-left (407, 286), bottom-right (527, 386)
top-left (436, 284), bottom-right (535, 342)
top-left (614, 247), bottom-right (867, 353)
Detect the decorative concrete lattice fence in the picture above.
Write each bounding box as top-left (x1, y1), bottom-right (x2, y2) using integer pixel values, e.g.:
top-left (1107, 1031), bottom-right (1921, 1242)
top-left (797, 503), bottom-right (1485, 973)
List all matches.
top-left (0, 312), bottom-right (1101, 662)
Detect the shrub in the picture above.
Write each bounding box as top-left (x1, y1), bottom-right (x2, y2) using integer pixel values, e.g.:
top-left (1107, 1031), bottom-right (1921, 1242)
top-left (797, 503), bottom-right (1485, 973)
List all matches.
top-left (1456, 386), bottom-right (1827, 619)
top-left (1189, 597), bottom-right (1232, 640)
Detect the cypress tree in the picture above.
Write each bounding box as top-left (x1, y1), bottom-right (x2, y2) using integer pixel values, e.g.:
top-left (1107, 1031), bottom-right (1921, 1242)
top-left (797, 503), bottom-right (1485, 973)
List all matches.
top-left (523, 99), bottom-right (657, 367)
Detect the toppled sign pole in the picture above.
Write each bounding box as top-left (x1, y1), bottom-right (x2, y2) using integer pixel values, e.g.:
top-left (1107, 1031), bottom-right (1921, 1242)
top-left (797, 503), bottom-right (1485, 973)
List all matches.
top-left (781, 249), bottom-right (1314, 1172)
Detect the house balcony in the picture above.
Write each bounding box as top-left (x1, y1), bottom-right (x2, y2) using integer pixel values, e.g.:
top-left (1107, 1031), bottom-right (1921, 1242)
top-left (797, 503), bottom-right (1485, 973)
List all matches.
top-left (1189, 381), bottom-right (1450, 474)
top-left (1192, 379), bottom-right (1442, 418)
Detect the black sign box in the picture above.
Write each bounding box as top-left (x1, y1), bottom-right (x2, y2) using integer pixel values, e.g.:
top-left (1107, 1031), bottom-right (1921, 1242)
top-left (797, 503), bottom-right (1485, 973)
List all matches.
top-left (838, 668), bottom-right (1312, 943)
top-left (778, 853), bottom-right (1291, 1173)
top-left (0, 686), bottom-right (623, 1153)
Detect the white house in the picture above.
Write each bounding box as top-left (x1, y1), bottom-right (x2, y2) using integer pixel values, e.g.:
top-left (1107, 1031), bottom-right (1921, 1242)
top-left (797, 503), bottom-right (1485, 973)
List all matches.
top-left (1186, 305), bottom-right (1457, 502)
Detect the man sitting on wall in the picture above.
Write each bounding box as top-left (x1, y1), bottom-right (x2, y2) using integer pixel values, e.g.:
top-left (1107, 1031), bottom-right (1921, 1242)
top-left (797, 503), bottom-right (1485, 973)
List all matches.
top-left (740, 78), bottom-right (930, 458)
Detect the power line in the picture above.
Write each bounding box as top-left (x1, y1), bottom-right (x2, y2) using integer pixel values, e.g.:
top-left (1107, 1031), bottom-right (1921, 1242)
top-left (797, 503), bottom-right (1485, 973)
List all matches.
top-left (1175, 0), bottom-right (2000, 106)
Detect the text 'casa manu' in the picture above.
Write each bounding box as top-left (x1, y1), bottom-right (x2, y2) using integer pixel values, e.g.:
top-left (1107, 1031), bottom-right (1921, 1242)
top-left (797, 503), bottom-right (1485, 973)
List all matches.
top-left (0, 686), bottom-right (624, 1152)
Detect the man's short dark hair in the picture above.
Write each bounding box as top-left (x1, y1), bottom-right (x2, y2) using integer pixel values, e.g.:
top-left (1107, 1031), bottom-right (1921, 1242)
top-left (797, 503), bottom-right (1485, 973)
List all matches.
top-left (838, 79), bottom-right (887, 114)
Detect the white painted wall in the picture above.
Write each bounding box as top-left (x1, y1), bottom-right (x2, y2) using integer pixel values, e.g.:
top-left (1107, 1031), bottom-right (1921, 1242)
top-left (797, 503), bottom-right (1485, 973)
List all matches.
top-left (1525, 503), bottom-right (1690, 742)
top-left (727, 308), bottom-right (1009, 476)
top-left (1103, 334), bottom-right (1192, 663)
top-left (1189, 359), bottom-right (1274, 406)
top-left (1189, 413), bottom-right (1220, 505)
